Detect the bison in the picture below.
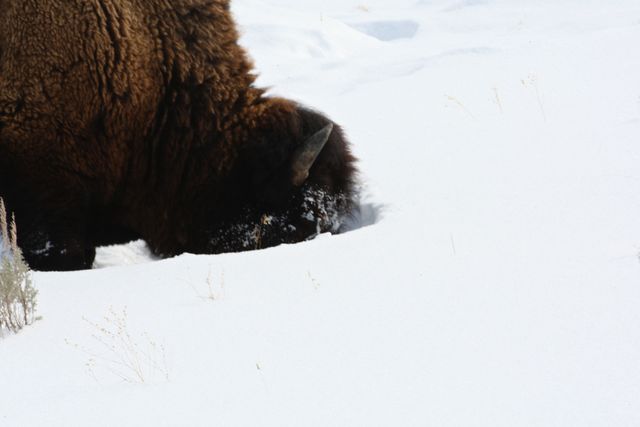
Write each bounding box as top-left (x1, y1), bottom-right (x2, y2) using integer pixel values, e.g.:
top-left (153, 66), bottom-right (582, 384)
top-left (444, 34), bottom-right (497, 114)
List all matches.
top-left (0, 0), bottom-right (357, 271)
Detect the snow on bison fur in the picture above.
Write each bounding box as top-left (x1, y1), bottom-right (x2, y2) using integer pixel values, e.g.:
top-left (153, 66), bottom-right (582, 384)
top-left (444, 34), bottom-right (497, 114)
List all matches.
top-left (0, 0), bottom-right (357, 271)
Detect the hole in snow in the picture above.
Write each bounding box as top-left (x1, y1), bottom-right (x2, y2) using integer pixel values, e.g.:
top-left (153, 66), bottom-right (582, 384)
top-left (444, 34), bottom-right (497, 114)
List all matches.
top-left (440, 0), bottom-right (488, 12)
top-left (348, 20), bottom-right (420, 42)
top-left (340, 202), bottom-right (385, 233)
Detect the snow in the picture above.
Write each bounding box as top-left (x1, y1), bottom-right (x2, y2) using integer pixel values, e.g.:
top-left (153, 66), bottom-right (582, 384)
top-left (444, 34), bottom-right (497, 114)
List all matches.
top-left (2, 0), bottom-right (640, 425)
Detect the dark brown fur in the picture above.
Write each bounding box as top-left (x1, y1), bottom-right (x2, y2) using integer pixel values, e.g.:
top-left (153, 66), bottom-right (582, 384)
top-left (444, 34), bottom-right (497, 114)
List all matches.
top-left (0, 0), bottom-right (357, 270)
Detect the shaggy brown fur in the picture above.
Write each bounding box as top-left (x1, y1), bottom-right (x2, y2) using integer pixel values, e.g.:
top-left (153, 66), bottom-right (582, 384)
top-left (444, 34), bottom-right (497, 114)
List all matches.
top-left (0, 0), bottom-right (357, 271)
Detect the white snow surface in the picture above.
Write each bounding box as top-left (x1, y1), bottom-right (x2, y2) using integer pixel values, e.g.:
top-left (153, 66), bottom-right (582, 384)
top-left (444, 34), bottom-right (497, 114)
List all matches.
top-left (3, 1), bottom-right (640, 425)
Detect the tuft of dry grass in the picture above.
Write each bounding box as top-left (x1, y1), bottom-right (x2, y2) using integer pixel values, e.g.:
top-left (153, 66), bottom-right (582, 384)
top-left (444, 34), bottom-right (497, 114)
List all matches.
top-left (67, 306), bottom-right (170, 384)
top-left (521, 74), bottom-right (546, 122)
top-left (0, 198), bottom-right (38, 336)
top-left (445, 94), bottom-right (476, 119)
top-left (189, 268), bottom-right (226, 302)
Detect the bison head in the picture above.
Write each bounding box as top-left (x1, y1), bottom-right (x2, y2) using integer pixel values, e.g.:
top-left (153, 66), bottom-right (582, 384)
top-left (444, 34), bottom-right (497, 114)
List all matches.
top-left (199, 105), bottom-right (358, 254)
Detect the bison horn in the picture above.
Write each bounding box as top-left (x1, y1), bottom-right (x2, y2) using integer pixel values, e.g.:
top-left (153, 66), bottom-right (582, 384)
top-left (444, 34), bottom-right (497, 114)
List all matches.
top-left (291, 123), bottom-right (334, 186)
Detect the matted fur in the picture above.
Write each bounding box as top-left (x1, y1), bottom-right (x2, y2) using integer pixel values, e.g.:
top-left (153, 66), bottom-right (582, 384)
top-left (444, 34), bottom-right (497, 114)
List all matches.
top-left (0, 0), bottom-right (357, 271)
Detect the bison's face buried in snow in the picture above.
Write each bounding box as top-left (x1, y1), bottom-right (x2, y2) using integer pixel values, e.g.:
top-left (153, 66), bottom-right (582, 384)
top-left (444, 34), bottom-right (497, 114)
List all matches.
top-left (205, 123), bottom-right (353, 252)
top-left (0, 0), bottom-right (357, 271)
top-left (203, 117), bottom-right (357, 254)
